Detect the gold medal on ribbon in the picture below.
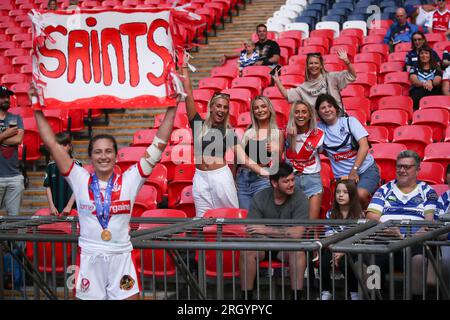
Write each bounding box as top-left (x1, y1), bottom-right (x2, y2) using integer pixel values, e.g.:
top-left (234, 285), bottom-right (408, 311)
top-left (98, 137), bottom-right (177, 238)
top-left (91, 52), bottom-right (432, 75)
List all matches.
top-left (101, 229), bottom-right (112, 241)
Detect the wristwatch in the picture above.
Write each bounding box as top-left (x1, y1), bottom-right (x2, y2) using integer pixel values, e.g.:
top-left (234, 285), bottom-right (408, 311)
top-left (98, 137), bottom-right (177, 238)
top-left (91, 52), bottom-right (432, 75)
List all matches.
top-left (353, 165), bottom-right (359, 171)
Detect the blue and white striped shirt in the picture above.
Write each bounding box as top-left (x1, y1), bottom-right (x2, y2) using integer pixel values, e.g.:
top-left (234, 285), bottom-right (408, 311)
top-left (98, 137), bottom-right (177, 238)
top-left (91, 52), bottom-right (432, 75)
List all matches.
top-left (239, 50), bottom-right (259, 68)
top-left (368, 180), bottom-right (438, 222)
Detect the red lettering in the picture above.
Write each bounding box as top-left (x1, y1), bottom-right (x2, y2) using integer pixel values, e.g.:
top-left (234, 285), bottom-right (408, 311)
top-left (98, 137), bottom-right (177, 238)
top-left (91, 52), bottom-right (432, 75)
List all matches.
top-left (38, 26), bottom-right (67, 78)
top-left (101, 28), bottom-right (125, 86)
top-left (146, 19), bottom-right (173, 86)
top-left (120, 23), bottom-right (147, 87)
top-left (67, 30), bottom-right (91, 83)
top-left (91, 30), bottom-right (101, 83)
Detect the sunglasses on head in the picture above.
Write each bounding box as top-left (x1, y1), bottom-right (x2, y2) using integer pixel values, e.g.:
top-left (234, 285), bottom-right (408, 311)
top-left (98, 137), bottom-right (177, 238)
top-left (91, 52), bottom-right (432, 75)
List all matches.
top-left (307, 52), bottom-right (322, 57)
top-left (213, 92), bottom-right (231, 100)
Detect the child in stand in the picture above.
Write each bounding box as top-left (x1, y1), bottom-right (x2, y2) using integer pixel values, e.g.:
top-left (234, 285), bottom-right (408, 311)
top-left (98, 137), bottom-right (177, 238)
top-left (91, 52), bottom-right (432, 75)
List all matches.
top-left (238, 40), bottom-right (260, 76)
top-left (44, 132), bottom-right (82, 216)
top-left (321, 179), bottom-right (363, 300)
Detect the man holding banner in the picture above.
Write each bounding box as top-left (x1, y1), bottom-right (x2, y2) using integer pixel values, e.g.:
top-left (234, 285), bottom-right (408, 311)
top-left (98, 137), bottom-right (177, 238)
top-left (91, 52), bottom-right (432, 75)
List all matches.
top-left (29, 7), bottom-right (195, 300)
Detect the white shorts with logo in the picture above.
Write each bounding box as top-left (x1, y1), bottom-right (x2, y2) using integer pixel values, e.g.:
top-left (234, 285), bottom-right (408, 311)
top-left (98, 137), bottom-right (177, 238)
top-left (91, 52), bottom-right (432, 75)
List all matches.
top-left (76, 252), bottom-right (139, 300)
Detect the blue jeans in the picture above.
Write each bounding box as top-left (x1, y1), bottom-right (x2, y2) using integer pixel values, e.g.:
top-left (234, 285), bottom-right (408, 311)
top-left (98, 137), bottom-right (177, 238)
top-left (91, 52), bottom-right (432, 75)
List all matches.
top-left (236, 167), bottom-right (271, 211)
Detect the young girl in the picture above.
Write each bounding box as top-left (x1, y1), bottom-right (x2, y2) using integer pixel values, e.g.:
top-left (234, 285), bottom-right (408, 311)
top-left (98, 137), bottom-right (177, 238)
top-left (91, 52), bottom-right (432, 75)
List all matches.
top-left (44, 132), bottom-right (82, 216)
top-left (321, 179), bottom-right (363, 300)
top-left (285, 100), bottom-right (324, 219)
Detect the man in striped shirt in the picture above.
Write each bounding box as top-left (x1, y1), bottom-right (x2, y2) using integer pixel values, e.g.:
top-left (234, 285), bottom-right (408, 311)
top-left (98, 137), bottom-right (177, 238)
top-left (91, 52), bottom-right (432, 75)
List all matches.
top-left (366, 150), bottom-right (438, 299)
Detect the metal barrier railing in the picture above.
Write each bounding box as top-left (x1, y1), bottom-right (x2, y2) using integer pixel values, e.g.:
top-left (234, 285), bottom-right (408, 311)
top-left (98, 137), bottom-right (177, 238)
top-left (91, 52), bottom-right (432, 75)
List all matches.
top-left (0, 216), bottom-right (448, 300)
top-left (331, 220), bottom-right (450, 300)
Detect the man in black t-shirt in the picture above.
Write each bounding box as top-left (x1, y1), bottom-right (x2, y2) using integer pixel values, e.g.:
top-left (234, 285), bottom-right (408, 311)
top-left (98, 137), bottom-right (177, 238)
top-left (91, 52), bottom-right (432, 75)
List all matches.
top-left (220, 24), bottom-right (280, 67)
top-left (253, 24), bottom-right (280, 67)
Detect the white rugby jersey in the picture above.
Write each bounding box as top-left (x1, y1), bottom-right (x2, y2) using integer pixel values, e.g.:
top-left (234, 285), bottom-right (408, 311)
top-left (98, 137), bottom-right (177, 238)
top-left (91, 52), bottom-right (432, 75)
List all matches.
top-left (63, 162), bottom-right (148, 254)
top-left (368, 180), bottom-right (438, 222)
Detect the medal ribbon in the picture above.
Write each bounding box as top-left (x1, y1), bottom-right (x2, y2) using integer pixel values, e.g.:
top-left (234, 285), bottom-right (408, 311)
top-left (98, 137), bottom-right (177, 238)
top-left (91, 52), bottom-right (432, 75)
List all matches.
top-left (90, 173), bottom-right (115, 230)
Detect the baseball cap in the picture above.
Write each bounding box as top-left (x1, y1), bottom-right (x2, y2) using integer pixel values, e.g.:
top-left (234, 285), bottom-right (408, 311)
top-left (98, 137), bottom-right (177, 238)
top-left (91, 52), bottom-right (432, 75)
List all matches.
top-left (0, 86), bottom-right (14, 96)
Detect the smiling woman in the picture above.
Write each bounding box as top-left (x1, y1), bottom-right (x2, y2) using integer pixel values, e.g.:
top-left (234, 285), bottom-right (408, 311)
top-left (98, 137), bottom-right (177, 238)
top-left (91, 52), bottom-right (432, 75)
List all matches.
top-left (181, 64), bottom-right (270, 217)
top-left (30, 84), bottom-right (180, 300)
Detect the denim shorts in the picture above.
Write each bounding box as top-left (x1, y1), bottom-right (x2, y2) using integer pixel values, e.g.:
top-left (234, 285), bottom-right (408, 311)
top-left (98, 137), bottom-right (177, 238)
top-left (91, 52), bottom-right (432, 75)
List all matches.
top-left (294, 172), bottom-right (323, 198)
top-left (357, 163), bottom-right (380, 195)
top-left (236, 167), bottom-right (271, 211)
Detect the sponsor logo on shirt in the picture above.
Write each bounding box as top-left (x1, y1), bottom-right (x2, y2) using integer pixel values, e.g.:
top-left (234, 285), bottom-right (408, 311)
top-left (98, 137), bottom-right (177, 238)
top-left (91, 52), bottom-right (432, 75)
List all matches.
top-left (80, 203), bottom-right (95, 212)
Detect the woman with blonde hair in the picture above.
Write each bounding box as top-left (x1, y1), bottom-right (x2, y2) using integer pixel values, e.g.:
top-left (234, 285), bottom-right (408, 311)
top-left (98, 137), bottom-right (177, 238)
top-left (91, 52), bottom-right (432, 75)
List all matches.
top-left (181, 65), bottom-right (269, 217)
top-left (236, 95), bottom-right (284, 210)
top-left (285, 100), bottom-right (324, 219)
top-left (273, 50), bottom-right (355, 110)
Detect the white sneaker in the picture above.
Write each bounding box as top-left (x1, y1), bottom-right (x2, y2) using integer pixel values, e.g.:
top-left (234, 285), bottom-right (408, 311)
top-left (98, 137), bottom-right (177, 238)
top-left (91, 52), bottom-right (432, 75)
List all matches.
top-left (350, 292), bottom-right (361, 300)
top-left (321, 291), bottom-right (332, 300)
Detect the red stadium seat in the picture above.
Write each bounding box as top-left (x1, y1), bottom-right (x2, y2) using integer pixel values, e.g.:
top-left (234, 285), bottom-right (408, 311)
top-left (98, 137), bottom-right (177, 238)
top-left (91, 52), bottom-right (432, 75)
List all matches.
top-left (354, 52), bottom-right (383, 71)
top-left (1, 73), bottom-right (27, 85)
top-left (43, 109), bottom-right (67, 133)
top-left (341, 84), bottom-right (366, 98)
top-left (160, 144), bottom-right (194, 181)
top-left (392, 125), bottom-right (433, 158)
top-left (412, 109), bottom-right (450, 142)
top-left (153, 113), bottom-right (189, 129)
top-left (333, 36), bottom-right (359, 49)
top-left (310, 29), bottom-right (334, 43)
top-left (324, 63), bottom-right (346, 72)
top-left (302, 37), bottom-right (330, 52)
top-left (198, 77), bottom-right (228, 92)
top-left (174, 185), bottom-right (196, 218)
top-left (425, 33), bottom-right (447, 48)
top-left (132, 209), bottom-right (187, 277)
top-left (281, 63), bottom-right (305, 76)
top-left (388, 51), bottom-right (407, 63)
top-left (298, 45), bottom-right (326, 56)
top-left (423, 143), bottom-right (450, 169)
top-left (433, 41), bottom-right (450, 52)
top-left (211, 65), bottom-right (238, 87)
top-left (362, 35), bottom-right (384, 46)
top-left (262, 86), bottom-right (285, 101)
top-left (68, 109), bottom-right (85, 132)
top-left (10, 83), bottom-right (30, 107)
top-left (203, 207), bottom-right (248, 234)
top-left (8, 107), bottom-right (34, 118)
top-left (280, 44), bottom-right (292, 65)
top-left (102, 0), bottom-right (122, 7)
top-left (22, 117), bottom-right (42, 161)
top-left (323, 54), bottom-right (347, 67)
top-left (383, 71), bottom-right (410, 95)
top-left (361, 43), bottom-right (389, 61)
top-left (231, 76), bottom-right (263, 98)
top-left (279, 30), bottom-right (303, 48)
top-left (242, 66), bottom-right (272, 88)
top-left (419, 95), bottom-right (450, 112)
top-left (369, 84), bottom-right (403, 109)
top-left (279, 74), bottom-right (304, 88)
top-left (445, 126), bottom-right (450, 142)
top-left (379, 61), bottom-right (405, 82)
top-left (221, 88), bottom-right (252, 112)
top-left (352, 73), bottom-right (377, 96)
top-left (236, 111), bottom-right (251, 130)
top-left (417, 162), bottom-right (445, 185)
top-left (116, 146), bottom-right (146, 172)
top-left (132, 185), bottom-right (158, 217)
top-left (369, 20), bottom-right (393, 30)
top-left (394, 42), bottom-right (412, 52)
top-left (342, 97), bottom-right (371, 118)
top-left (347, 109), bottom-right (368, 125)
top-left (378, 96), bottom-right (414, 120)
top-left (167, 163), bottom-right (196, 208)
top-left (192, 89), bottom-right (215, 110)
top-left (370, 109), bottom-right (409, 141)
top-left (352, 63), bottom-right (378, 77)
top-left (369, 143), bottom-right (407, 182)
top-left (278, 38), bottom-right (297, 57)
top-left (132, 128), bottom-right (158, 147)
top-left (145, 163), bottom-right (168, 203)
top-left (366, 126), bottom-right (390, 144)
top-left (340, 29), bottom-right (364, 44)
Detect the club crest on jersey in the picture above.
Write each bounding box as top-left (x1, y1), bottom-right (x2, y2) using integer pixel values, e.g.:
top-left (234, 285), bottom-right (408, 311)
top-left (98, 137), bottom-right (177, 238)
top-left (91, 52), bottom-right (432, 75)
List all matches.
top-left (120, 275), bottom-right (135, 291)
top-left (112, 182), bottom-right (121, 193)
top-left (80, 278), bottom-right (90, 292)
top-left (305, 142), bottom-right (314, 152)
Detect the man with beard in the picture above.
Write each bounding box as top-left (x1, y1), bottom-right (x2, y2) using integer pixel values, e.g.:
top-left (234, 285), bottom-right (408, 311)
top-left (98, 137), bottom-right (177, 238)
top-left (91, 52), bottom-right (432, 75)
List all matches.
top-left (0, 86), bottom-right (24, 216)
